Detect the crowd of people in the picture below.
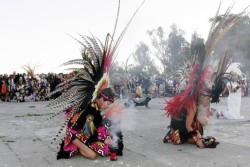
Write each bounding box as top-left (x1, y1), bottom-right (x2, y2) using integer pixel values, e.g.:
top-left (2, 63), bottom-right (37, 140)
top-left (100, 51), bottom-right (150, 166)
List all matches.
top-left (114, 71), bottom-right (249, 101)
top-left (0, 72), bottom-right (73, 102)
top-left (1, 70), bottom-right (248, 105)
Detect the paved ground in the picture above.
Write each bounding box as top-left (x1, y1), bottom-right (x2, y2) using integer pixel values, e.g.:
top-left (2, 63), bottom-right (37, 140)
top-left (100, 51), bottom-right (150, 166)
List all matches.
top-left (0, 96), bottom-right (250, 167)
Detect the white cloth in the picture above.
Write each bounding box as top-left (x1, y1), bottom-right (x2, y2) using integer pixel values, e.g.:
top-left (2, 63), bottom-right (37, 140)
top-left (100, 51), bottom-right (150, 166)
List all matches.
top-left (220, 81), bottom-right (244, 119)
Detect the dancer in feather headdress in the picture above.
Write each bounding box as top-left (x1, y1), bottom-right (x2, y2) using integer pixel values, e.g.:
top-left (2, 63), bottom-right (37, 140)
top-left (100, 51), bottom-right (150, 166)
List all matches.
top-left (217, 59), bottom-right (246, 119)
top-left (163, 2), bottom-right (249, 148)
top-left (48, 0), bottom-right (145, 160)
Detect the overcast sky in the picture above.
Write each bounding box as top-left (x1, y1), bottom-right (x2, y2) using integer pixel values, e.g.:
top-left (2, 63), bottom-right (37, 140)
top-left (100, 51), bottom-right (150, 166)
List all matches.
top-left (0, 0), bottom-right (249, 75)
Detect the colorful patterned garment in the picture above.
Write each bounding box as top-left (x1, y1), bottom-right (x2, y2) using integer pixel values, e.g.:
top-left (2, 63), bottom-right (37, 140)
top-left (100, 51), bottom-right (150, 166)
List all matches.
top-left (163, 108), bottom-right (203, 144)
top-left (57, 104), bottom-right (110, 159)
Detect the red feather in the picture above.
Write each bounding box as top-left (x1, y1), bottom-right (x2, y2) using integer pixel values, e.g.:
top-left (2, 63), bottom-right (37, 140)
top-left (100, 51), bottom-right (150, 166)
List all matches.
top-left (165, 64), bottom-right (211, 118)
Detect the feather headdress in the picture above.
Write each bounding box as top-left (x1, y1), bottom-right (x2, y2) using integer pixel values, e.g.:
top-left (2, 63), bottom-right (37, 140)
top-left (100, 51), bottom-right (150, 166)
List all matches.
top-left (225, 60), bottom-right (245, 78)
top-left (92, 73), bottom-right (110, 101)
top-left (165, 2), bottom-right (249, 117)
top-left (22, 63), bottom-right (39, 79)
top-left (48, 0), bottom-right (145, 143)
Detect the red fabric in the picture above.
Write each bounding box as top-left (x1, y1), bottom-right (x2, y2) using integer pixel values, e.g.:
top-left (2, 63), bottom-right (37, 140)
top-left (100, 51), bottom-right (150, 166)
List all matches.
top-left (110, 152), bottom-right (117, 161)
top-left (1, 82), bottom-right (7, 93)
top-left (165, 64), bottom-right (211, 117)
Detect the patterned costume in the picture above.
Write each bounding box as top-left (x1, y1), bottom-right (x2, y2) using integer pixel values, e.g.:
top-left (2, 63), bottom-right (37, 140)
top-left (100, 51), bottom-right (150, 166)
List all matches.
top-left (57, 104), bottom-right (110, 158)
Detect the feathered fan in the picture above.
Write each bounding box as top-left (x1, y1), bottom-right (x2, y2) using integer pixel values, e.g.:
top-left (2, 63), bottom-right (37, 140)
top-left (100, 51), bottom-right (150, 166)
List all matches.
top-left (165, 2), bottom-right (249, 117)
top-left (48, 0), bottom-right (145, 144)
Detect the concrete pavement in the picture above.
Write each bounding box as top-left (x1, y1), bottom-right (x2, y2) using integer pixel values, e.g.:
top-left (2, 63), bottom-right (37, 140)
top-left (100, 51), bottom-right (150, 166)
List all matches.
top-left (0, 97), bottom-right (250, 167)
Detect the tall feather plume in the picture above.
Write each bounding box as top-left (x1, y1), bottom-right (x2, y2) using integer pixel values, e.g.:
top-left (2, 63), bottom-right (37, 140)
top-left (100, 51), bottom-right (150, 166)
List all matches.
top-left (48, 36), bottom-right (104, 144)
top-left (203, 2), bottom-right (249, 103)
top-left (203, 2), bottom-right (249, 72)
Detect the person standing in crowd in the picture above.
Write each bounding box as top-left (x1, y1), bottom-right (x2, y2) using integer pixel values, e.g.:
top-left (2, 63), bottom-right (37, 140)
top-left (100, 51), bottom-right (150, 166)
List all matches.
top-left (1, 80), bottom-right (10, 102)
top-left (142, 74), bottom-right (151, 95)
top-left (154, 74), bottom-right (162, 97)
